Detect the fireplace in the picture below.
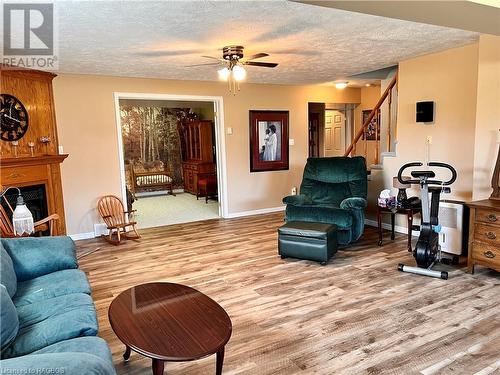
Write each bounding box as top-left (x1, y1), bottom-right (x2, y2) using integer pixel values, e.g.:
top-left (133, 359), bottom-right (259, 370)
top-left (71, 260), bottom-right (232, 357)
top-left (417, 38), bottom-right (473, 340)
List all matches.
top-left (1, 184), bottom-right (49, 222)
top-left (1, 67), bottom-right (68, 235)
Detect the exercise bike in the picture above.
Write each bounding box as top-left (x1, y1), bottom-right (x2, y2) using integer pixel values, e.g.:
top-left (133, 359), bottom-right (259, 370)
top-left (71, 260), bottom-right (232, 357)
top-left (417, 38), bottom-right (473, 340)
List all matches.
top-left (396, 162), bottom-right (457, 280)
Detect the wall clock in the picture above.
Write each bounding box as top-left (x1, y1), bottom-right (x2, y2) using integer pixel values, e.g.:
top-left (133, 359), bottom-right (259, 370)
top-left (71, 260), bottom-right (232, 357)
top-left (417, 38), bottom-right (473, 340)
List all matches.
top-left (0, 94), bottom-right (29, 141)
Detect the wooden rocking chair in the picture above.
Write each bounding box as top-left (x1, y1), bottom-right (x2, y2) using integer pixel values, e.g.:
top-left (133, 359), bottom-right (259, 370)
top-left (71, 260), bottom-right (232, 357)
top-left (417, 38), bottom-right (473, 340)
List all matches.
top-left (97, 195), bottom-right (140, 245)
top-left (0, 196), bottom-right (59, 237)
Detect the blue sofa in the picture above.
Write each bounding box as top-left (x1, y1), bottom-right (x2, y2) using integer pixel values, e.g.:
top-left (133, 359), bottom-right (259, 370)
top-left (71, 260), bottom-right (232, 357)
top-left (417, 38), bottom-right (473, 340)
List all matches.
top-left (0, 236), bottom-right (115, 374)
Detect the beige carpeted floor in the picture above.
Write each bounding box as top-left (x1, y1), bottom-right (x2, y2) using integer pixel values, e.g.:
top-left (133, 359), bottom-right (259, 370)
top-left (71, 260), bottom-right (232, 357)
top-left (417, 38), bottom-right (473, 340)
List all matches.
top-left (132, 192), bottom-right (219, 229)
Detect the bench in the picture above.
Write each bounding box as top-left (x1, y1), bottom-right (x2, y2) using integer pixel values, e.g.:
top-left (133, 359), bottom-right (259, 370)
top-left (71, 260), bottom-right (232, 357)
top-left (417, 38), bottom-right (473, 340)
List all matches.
top-left (130, 167), bottom-right (175, 196)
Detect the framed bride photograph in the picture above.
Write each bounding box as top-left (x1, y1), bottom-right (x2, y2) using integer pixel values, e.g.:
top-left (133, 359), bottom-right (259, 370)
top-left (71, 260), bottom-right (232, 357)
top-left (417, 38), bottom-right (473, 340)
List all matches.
top-left (249, 110), bottom-right (289, 172)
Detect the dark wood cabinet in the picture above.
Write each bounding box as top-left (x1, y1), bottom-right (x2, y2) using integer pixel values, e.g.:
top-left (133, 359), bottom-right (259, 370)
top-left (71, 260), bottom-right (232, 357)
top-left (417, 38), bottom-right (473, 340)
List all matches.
top-left (181, 121), bottom-right (216, 195)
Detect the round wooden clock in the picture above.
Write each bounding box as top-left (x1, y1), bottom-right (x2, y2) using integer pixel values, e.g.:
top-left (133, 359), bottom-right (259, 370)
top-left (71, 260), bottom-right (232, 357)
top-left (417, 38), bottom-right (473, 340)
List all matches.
top-left (0, 94), bottom-right (29, 141)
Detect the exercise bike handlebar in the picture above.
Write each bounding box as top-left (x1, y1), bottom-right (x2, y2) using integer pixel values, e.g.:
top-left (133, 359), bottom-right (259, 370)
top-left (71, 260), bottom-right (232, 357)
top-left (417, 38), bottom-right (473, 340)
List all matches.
top-left (397, 162), bottom-right (457, 186)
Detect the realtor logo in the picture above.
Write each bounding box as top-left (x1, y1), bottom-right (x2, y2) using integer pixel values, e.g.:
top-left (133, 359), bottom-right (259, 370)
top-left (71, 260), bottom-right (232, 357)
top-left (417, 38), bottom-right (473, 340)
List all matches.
top-left (3, 2), bottom-right (58, 69)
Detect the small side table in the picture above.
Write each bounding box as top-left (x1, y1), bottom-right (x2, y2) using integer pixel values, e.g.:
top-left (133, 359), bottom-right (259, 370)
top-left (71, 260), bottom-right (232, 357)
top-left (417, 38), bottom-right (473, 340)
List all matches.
top-left (377, 206), bottom-right (421, 251)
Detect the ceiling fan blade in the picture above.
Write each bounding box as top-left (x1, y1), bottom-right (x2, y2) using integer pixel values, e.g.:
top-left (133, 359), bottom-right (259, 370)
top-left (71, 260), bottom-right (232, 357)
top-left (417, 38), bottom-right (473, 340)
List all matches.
top-left (242, 53), bottom-right (269, 61)
top-left (201, 55), bottom-right (225, 61)
top-left (185, 62), bottom-right (221, 67)
top-left (244, 61), bottom-right (279, 68)
top-left (136, 49), bottom-right (206, 57)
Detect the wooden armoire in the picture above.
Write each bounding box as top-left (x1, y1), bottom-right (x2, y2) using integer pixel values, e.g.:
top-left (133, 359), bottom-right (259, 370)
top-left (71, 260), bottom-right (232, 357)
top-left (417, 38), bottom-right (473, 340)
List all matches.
top-left (0, 66), bottom-right (68, 235)
top-left (181, 120), bottom-right (216, 195)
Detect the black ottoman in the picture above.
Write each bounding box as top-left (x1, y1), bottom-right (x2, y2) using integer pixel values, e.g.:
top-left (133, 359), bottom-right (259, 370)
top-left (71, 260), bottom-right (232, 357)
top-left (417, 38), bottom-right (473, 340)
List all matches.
top-left (278, 221), bottom-right (338, 265)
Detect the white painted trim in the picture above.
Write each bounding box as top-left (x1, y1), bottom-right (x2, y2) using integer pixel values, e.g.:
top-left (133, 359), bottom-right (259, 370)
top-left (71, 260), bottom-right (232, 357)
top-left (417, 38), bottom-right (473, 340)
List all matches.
top-left (70, 232), bottom-right (95, 241)
top-left (365, 219), bottom-right (419, 237)
top-left (225, 205), bottom-right (285, 219)
top-left (112, 92), bottom-right (228, 223)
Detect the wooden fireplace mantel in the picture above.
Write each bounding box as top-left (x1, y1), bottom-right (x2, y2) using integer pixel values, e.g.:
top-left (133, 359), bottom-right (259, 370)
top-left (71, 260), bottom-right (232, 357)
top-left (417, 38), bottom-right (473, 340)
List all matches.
top-left (1, 154), bottom-right (68, 168)
top-left (1, 66), bottom-right (68, 235)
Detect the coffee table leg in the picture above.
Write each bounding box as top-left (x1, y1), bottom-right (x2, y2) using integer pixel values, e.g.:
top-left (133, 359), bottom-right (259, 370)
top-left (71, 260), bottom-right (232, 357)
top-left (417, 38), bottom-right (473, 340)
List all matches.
top-left (123, 345), bottom-right (131, 361)
top-left (152, 359), bottom-right (164, 375)
top-left (216, 347), bottom-right (225, 375)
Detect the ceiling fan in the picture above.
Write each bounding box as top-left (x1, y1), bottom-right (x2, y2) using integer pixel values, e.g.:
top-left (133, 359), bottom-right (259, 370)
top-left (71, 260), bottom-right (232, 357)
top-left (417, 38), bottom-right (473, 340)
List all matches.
top-left (187, 45), bottom-right (279, 93)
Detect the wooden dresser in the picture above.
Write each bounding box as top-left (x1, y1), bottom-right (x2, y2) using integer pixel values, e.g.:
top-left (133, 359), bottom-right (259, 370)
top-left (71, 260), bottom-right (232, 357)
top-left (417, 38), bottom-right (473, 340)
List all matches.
top-left (181, 120), bottom-right (216, 195)
top-left (467, 199), bottom-right (500, 273)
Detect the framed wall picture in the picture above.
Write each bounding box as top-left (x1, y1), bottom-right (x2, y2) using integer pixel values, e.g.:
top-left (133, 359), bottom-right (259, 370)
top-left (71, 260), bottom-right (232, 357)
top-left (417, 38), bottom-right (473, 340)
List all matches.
top-left (249, 110), bottom-right (289, 172)
top-left (362, 109), bottom-right (380, 141)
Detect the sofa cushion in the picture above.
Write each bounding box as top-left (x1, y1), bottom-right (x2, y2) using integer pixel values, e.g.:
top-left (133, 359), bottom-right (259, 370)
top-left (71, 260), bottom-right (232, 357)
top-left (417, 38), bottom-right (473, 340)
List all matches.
top-left (14, 269), bottom-right (91, 307)
top-left (0, 244), bottom-right (17, 298)
top-left (0, 352), bottom-right (116, 375)
top-left (0, 285), bottom-right (19, 351)
top-left (32, 336), bottom-right (113, 365)
top-left (1, 237), bottom-right (77, 282)
top-left (2, 293), bottom-right (98, 358)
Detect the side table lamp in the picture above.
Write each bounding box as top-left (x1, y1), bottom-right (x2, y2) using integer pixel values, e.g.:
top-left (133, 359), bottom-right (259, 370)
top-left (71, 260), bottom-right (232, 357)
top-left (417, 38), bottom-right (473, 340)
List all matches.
top-left (0, 187), bottom-right (35, 236)
top-left (393, 176), bottom-right (411, 206)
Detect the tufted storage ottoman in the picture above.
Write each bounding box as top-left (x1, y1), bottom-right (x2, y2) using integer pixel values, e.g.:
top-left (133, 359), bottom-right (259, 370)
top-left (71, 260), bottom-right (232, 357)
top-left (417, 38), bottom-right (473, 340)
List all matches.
top-left (278, 221), bottom-right (338, 265)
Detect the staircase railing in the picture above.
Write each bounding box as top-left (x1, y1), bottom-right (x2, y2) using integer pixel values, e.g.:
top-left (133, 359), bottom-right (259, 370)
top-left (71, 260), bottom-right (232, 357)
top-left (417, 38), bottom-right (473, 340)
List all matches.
top-left (344, 74), bottom-right (398, 164)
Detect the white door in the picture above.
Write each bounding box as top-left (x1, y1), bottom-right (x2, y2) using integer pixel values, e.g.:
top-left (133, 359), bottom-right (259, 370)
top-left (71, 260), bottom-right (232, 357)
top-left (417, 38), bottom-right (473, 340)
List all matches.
top-left (324, 110), bottom-right (345, 156)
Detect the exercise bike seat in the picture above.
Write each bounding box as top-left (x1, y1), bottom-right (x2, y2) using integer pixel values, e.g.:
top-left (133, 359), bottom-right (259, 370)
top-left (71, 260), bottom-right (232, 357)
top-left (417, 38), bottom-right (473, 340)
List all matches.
top-left (411, 171), bottom-right (435, 178)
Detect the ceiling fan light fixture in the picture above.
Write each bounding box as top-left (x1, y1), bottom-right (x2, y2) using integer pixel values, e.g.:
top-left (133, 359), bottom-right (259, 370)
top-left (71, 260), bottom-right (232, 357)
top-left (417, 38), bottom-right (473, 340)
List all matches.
top-left (334, 82), bottom-right (349, 90)
top-left (218, 67), bottom-right (230, 81)
top-left (232, 65), bottom-right (246, 82)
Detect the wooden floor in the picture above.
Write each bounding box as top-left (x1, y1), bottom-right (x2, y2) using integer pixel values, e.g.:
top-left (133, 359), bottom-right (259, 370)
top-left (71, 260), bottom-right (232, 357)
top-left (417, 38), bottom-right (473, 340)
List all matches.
top-left (77, 213), bottom-right (500, 375)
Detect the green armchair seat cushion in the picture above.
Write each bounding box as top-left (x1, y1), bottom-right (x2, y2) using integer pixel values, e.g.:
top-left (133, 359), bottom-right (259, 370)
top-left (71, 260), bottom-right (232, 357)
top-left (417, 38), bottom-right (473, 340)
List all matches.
top-left (2, 293), bottom-right (98, 358)
top-left (283, 157), bottom-right (367, 245)
top-left (285, 205), bottom-right (353, 230)
top-left (1, 237), bottom-right (77, 282)
top-left (1, 244), bottom-right (17, 298)
top-left (13, 269), bottom-right (91, 307)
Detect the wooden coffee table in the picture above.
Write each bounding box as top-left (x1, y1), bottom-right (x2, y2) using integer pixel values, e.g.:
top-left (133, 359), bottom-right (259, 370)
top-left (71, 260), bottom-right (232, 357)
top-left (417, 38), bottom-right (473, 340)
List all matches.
top-left (108, 282), bottom-right (232, 375)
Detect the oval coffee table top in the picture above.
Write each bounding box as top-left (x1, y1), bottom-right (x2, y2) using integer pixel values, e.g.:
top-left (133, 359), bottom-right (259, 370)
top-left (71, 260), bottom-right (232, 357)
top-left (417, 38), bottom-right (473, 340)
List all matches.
top-left (108, 282), bottom-right (232, 362)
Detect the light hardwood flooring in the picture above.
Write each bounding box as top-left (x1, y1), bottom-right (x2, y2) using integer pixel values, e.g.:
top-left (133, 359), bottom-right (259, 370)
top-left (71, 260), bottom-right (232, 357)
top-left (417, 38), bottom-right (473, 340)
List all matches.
top-left (76, 213), bottom-right (500, 375)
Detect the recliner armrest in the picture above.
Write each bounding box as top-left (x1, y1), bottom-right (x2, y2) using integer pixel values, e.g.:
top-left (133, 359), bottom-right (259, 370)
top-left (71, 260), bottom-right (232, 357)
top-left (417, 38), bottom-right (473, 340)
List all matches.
top-left (282, 194), bottom-right (312, 206)
top-left (340, 197), bottom-right (367, 210)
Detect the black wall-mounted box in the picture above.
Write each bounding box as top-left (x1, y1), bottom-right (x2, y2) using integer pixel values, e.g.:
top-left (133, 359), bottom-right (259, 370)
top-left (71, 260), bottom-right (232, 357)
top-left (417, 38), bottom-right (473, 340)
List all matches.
top-left (416, 101), bottom-right (434, 123)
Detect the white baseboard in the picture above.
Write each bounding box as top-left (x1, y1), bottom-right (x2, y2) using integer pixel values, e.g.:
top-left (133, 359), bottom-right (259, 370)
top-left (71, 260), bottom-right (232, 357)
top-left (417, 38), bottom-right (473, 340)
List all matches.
top-left (365, 219), bottom-right (419, 237)
top-left (69, 232), bottom-right (95, 241)
top-left (225, 205), bottom-right (285, 219)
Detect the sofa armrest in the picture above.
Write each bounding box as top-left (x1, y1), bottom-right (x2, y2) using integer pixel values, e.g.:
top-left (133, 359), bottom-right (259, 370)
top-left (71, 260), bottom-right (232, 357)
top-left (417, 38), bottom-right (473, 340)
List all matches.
top-left (282, 194), bottom-right (312, 205)
top-left (1, 237), bottom-right (78, 282)
top-left (340, 197), bottom-right (367, 210)
top-left (0, 353), bottom-right (116, 375)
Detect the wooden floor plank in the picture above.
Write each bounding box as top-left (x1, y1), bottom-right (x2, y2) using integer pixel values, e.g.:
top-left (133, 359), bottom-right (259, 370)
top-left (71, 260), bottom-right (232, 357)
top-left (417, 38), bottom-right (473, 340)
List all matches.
top-left (76, 213), bottom-right (500, 375)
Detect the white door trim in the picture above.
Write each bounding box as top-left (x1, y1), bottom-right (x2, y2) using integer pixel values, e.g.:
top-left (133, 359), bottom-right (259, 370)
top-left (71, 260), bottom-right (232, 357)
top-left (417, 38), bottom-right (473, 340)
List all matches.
top-left (113, 92), bottom-right (228, 219)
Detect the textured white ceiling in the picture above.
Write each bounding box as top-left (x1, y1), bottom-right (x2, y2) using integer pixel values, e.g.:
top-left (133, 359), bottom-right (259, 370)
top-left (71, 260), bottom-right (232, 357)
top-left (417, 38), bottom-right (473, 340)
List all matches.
top-left (54, 0), bottom-right (478, 85)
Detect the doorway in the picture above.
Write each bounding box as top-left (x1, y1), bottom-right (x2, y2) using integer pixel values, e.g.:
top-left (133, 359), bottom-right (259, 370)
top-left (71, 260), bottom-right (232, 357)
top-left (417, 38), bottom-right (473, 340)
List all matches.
top-left (324, 109), bottom-right (346, 157)
top-left (308, 102), bottom-right (356, 158)
top-left (114, 93), bottom-right (227, 229)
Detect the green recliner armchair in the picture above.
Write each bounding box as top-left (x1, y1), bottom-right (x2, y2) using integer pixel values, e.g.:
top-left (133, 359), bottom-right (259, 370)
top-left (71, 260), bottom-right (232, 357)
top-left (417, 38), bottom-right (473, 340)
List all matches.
top-left (283, 156), bottom-right (368, 246)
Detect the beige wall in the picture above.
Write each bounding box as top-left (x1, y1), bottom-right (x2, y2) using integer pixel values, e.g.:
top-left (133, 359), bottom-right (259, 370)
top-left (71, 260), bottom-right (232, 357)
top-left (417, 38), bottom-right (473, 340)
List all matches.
top-left (53, 76), bottom-right (360, 235)
top-left (371, 42), bottom-right (479, 224)
top-left (353, 85), bottom-right (381, 166)
top-left (472, 35), bottom-right (500, 200)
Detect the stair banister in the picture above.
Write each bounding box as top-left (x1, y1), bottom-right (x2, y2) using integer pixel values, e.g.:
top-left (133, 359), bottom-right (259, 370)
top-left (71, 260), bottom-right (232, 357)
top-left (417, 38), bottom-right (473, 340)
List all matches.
top-left (344, 74), bottom-right (398, 158)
